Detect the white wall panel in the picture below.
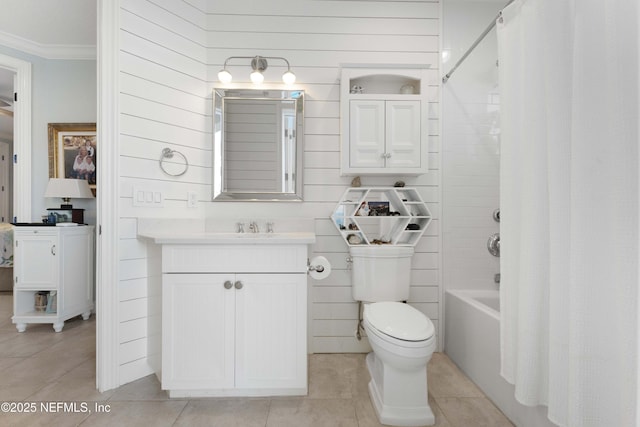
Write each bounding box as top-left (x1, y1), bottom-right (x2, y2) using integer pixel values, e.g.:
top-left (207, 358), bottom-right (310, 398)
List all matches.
top-left (117, 0), bottom-right (209, 385)
top-left (208, 15), bottom-right (438, 35)
top-left (116, 0), bottom-right (441, 383)
top-left (121, 53), bottom-right (204, 96)
top-left (206, 0), bottom-right (438, 18)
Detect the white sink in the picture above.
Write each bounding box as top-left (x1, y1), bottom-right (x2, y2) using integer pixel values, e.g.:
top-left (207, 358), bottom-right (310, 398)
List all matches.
top-left (140, 231), bottom-right (316, 245)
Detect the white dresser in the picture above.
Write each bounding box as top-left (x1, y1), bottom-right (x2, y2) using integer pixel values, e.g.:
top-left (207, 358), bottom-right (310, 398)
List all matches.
top-left (12, 225), bottom-right (94, 332)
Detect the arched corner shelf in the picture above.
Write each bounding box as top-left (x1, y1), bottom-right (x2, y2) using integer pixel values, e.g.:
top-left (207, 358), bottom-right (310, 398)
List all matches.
top-left (331, 187), bottom-right (432, 247)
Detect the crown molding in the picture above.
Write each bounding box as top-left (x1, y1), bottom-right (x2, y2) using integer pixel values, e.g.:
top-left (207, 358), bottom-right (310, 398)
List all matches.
top-left (0, 30), bottom-right (95, 60)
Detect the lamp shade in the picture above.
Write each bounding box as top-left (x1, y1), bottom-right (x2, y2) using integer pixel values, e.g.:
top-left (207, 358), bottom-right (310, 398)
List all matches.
top-left (45, 178), bottom-right (94, 200)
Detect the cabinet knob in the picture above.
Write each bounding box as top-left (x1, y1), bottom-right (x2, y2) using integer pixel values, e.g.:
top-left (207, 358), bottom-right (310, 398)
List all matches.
top-left (234, 281), bottom-right (243, 290)
top-left (223, 280), bottom-right (233, 289)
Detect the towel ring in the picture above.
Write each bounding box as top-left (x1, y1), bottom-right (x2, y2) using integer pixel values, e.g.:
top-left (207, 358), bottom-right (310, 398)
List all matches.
top-left (159, 148), bottom-right (189, 177)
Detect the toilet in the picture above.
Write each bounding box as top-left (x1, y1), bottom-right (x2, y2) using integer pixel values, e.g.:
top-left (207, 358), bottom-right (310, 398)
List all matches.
top-left (351, 245), bottom-right (436, 427)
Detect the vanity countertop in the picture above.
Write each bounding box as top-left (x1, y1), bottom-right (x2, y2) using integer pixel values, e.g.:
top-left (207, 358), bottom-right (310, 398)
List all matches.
top-left (138, 231), bottom-right (316, 245)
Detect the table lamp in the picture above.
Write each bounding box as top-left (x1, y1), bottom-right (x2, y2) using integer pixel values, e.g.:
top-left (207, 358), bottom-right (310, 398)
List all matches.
top-left (44, 178), bottom-right (94, 209)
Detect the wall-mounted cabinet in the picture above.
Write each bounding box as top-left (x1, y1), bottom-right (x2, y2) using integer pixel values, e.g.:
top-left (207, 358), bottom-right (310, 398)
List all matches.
top-left (340, 67), bottom-right (430, 176)
top-left (331, 187), bottom-right (431, 247)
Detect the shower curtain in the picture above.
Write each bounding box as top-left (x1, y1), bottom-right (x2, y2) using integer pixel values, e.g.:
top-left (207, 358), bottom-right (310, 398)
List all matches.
top-left (497, 0), bottom-right (638, 426)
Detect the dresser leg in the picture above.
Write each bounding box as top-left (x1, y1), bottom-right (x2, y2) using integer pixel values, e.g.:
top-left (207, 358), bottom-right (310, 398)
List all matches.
top-left (53, 322), bottom-right (64, 332)
top-left (15, 323), bottom-right (26, 333)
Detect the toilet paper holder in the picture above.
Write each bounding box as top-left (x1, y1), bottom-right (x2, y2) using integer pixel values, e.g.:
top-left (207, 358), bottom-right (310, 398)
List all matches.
top-left (307, 259), bottom-right (325, 273)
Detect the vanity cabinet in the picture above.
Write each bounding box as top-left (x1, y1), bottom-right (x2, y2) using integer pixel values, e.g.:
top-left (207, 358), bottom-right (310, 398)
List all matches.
top-left (341, 67), bottom-right (430, 176)
top-left (12, 225), bottom-right (94, 332)
top-left (160, 244), bottom-right (308, 397)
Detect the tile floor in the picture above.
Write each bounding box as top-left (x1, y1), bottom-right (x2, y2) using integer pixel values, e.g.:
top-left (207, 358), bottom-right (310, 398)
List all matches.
top-left (0, 293), bottom-right (513, 426)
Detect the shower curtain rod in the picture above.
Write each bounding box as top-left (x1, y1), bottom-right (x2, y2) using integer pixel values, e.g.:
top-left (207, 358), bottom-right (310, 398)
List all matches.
top-left (442, 0), bottom-right (515, 84)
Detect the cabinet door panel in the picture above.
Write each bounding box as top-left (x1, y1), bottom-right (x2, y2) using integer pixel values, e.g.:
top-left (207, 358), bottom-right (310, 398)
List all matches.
top-left (60, 232), bottom-right (93, 312)
top-left (386, 101), bottom-right (421, 168)
top-left (349, 100), bottom-right (385, 168)
top-left (234, 274), bottom-right (307, 389)
top-left (14, 234), bottom-right (57, 289)
top-left (163, 274), bottom-right (234, 389)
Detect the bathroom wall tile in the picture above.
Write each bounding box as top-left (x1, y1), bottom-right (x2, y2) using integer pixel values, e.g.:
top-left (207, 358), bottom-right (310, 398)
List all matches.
top-left (435, 397), bottom-right (514, 427)
top-left (173, 399), bottom-right (270, 427)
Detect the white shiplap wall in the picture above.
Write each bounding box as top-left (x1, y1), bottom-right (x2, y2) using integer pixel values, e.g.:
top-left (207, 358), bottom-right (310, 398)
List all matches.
top-left (116, 0), bottom-right (440, 384)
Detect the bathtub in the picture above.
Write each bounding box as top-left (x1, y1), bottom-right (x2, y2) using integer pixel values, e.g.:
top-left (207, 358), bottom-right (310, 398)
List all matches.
top-left (445, 290), bottom-right (556, 427)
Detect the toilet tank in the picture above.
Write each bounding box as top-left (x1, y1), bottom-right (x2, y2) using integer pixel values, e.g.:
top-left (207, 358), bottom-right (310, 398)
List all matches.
top-left (350, 246), bottom-right (414, 302)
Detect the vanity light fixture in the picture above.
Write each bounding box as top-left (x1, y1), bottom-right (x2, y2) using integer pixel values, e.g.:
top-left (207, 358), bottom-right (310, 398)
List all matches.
top-left (217, 55), bottom-right (296, 85)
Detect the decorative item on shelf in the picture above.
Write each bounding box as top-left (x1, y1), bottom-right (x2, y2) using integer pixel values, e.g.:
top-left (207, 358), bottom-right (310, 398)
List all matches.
top-left (351, 176), bottom-right (362, 187)
top-left (350, 85), bottom-right (363, 94)
top-left (406, 224), bottom-right (421, 230)
top-left (348, 223), bottom-right (359, 231)
top-left (347, 234), bottom-right (363, 245)
top-left (356, 202), bottom-right (369, 216)
top-left (35, 291), bottom-right (48, 312)
top-left (393, 181), bottom-right (405, 187)
top-left (400, 84), bottom-right (415, 94)
top-left (371, 239), bottom-right (390, 245)
top-left (46, 291), bottom-right (57, 313)
top-left (217, 55), bottom-right (296, 85)
top-left (368, 201), bottom-right (390, 216)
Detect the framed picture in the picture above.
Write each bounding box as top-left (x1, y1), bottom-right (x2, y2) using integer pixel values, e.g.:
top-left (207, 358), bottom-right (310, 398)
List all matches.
top-left (48, 123), bottom-right (97, 193)
top-left (368, 201), bottom-right (390, 216)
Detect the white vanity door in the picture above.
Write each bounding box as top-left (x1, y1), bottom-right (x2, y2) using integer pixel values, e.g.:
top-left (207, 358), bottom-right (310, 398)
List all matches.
top-left (234, 273), bottom-right (307, 390)
top-left (162, 273), bottom-right (235, 390)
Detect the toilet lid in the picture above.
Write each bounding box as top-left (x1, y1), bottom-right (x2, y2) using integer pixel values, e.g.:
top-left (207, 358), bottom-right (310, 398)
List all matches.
top-left (365, 302), bottom-right (434, 341)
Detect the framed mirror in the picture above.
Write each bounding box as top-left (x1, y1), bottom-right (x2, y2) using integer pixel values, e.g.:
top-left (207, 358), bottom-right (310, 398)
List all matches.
top-left (213, 88), bottom-right (304, 201)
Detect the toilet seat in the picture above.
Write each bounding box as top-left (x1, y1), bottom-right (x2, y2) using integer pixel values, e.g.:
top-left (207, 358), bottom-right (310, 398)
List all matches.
top-left (364, 302), bottom-right (434, 342)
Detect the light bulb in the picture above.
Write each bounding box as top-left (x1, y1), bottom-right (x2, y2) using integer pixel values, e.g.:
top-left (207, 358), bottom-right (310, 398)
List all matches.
top-left (250, 70), bottom-right (264, 84)
top-left (282, 70), bottom-right (296, 85)
top-left (218, 69), bottom-right (232, 84)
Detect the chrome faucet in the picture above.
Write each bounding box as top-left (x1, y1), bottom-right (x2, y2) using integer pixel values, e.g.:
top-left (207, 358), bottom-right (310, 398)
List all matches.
top-left (249, 221), bottom-right (259, 233)
top-left (266, 221), bottom-right (274, 233)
